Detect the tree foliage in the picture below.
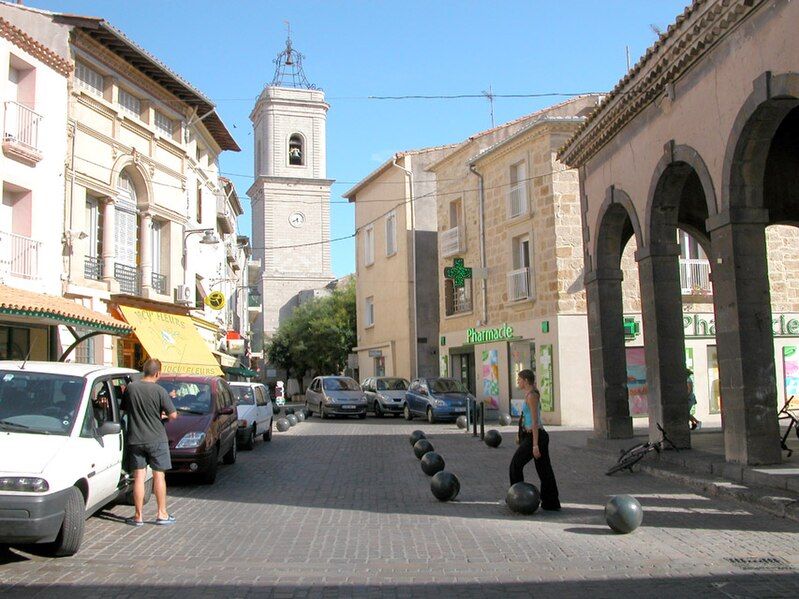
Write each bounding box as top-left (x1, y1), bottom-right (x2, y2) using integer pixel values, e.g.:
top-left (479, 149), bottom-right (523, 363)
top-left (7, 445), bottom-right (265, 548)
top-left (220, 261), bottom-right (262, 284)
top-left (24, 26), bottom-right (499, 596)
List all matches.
top-left (266, 280), bottom-right (356, 381)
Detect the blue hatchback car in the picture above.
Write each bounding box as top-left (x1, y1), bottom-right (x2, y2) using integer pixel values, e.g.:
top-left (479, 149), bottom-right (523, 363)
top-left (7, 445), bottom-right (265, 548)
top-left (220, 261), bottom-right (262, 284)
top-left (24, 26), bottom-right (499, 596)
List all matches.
top-left (403, 377), bottom-right (475, 423)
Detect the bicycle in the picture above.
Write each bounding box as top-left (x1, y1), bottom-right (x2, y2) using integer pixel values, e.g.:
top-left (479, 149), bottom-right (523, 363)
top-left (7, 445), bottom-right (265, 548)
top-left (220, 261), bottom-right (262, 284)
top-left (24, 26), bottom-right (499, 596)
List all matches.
top-left (778, 395), bottom-right (798, 457)
top-left (606, 423), bottom-right (678, 475)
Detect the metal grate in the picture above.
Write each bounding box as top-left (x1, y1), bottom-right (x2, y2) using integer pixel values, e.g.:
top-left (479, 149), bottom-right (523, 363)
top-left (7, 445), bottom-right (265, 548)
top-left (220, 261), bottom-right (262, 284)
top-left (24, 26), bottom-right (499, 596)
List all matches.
top-left (114, 262), bottom-right (140, 295)
top-left (725, 557), bottom-right (793, 571)
top-left (84, 255), bottom-right (103, 280)
top-left (151, 272), bottom-right (167, 295)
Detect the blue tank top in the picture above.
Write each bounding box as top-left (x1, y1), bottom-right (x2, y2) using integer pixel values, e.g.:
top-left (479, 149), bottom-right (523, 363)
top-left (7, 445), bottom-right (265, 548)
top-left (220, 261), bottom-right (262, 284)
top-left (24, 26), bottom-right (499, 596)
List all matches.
top-left (522, 394), bottom-right (542, 429)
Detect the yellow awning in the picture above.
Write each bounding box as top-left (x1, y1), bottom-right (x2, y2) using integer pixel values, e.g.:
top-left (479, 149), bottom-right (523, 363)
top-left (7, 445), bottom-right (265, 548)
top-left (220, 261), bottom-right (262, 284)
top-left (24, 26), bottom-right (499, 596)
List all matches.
top-left (119, 305), bottom-right (222, 376)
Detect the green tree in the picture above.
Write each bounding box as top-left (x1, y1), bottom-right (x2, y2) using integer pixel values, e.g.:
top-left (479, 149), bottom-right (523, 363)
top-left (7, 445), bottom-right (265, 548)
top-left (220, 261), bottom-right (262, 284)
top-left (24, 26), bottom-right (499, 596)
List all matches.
top-left (266, 280), bottom-right (356, 382)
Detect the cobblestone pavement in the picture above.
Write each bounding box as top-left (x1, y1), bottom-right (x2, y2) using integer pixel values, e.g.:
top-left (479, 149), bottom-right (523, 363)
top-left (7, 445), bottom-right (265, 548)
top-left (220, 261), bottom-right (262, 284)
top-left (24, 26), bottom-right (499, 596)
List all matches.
top-left (1, 418), bottom-right (798, 597)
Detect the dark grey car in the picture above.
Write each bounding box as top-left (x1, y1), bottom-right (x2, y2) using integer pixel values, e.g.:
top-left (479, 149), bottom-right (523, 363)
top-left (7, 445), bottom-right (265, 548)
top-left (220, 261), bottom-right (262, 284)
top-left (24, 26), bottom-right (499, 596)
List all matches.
top-left (305, 376), bottom-right (367, 419)
top-left (362, 377), bottom-right (409, 417)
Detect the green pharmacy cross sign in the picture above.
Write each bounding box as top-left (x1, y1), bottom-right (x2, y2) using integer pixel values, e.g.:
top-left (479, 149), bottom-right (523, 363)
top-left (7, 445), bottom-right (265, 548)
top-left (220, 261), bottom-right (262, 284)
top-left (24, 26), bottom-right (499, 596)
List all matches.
top-left (444, 258), bottom-right (472, 289)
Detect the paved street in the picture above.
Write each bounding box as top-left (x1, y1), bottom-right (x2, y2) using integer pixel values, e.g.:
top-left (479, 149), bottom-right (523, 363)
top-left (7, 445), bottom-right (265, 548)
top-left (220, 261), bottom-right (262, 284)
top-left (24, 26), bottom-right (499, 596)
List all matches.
top-left (2, 418), bottom-right (798, 598)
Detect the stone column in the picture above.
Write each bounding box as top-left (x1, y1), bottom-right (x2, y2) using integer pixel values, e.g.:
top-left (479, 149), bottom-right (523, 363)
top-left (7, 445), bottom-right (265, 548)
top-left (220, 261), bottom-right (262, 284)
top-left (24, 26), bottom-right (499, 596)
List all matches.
top-left (585, 268), bottom-right (633, 439)
top-left (636, 242), bottom-right (690, 448)
top-left (707, 208), bottom-right (781, 465)
top-left (140, 211), bottom-right (152, 295)
top-left (101, 198), bottom-right (116, 288)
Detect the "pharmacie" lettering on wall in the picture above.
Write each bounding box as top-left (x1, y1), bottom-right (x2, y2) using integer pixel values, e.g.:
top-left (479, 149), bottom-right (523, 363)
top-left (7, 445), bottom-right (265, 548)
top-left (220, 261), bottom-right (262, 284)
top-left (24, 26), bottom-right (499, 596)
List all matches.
top-left (466, 324), bottom-right (516, 345)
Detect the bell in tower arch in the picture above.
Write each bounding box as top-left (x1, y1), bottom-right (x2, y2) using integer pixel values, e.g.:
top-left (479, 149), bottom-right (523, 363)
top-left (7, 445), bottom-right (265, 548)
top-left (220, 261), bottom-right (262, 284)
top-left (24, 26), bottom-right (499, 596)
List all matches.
top-left (289, 134), bottom-right (304, 166)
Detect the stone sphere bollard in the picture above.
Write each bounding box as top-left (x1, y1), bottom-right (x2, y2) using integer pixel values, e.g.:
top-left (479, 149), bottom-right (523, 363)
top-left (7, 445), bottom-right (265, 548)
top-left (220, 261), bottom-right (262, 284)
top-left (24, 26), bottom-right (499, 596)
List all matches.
top-left (499, 413), bottom-right (513, 426)
top-left (420, 452), bottom-right (445, 476)
top-left (276, 418), bottom-right (291, 432)
top-left (295, 411), bottom-right (306, 422)
top-left (286, 414), bottom-right (298, 426)
top-left (409, 430), bottom-right (426, 446)
top-left (285, 406), bottom-right (295, 415)
top-left (456, 415), bottom-right (467, 429)
top-left (413, 439), bottom-right (434, 459)
top-left (505, 482), bottom-right (541, 515)
top-left (430, 471), bottom-right (460, 502)
top-left (484, 429), bottom-right (502, 448)
top-left (605, 495), bottom-right (643, 534)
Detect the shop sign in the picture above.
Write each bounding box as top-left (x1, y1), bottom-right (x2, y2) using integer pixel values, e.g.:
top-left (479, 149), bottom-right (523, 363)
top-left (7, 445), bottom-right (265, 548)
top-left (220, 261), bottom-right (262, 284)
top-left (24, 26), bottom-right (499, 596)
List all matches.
top-left (227, 338), bottom-right (245, 355)
top-left (444, 258), bottom-right (473, 289)
top-left (466, 323), bottom-right (516, 345)
top-left (368, 349), bottom-right (383, 358)
top-left (624, 313), bottom-right (799, 340)
top-left (205, 291), bottom-right (226, 310)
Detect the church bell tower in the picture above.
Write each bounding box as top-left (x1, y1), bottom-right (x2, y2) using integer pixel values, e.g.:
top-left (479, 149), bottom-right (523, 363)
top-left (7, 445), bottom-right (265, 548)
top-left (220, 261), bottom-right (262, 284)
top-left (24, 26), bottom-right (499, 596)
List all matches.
top-left (248, 31), bottom-right (334, 359)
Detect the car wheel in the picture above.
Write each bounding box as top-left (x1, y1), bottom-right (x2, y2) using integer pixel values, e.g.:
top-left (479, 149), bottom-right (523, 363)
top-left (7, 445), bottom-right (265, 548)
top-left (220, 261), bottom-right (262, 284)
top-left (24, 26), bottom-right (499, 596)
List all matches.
top-left (243, 426), bottom-right (255, 450)
top-left (46, 486), bottom-right (85, 557)
top-left (320, 405), bottom-right (327, 419)
top-left (305, 401), bottom-right (313, 417)
top-left (374, 401), bottom-right (383, 418)
top-left (263, 419), bottom-right (273, 442)
top-left (427, 407), bottom-right (436, 424)
top-left (201, 446), bottom-right (219, 484)
top-left (404, 404), bottom-right (413, 421)
top-left (358, 412), bottom-right (366, 419)
top-left (222, 436), bottom-right (237, 465)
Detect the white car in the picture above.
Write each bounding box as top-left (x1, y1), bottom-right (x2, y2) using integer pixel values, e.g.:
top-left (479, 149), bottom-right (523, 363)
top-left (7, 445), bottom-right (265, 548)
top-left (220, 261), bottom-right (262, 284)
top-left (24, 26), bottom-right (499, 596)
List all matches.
top-left (229, 382), bottom-right (274, 450)
top-left (0, 361), bottom-right (149, 556)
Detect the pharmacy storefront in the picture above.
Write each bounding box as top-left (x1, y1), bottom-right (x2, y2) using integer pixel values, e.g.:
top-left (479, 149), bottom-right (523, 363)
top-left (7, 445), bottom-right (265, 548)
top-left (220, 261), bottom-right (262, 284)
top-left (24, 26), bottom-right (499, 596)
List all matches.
top-left (624, 312), bottom-right (799, 424)
top-left (439, 316), bottom-right (592, 427)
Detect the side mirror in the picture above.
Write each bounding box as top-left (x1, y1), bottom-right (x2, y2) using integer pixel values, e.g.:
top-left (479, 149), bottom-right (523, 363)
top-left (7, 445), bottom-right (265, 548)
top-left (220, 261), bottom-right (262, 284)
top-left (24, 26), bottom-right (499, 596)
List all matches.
top-left (219, 406), bottom-right (235, 416)
top-left (420, 389), bottom-right (428, 396)
top-left (98, 421), bottom-right (121, 436)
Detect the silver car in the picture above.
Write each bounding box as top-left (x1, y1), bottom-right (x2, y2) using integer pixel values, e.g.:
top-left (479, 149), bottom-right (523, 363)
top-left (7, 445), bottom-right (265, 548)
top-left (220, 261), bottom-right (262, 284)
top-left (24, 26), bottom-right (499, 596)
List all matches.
top-left (305, 376), bottom-right (367, 419)
top-left (362, 377), bottom-right (409, 417)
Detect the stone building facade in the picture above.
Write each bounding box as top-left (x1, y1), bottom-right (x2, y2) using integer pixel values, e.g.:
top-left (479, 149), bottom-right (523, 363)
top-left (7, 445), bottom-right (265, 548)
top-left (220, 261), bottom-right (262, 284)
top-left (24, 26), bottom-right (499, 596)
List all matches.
top-left (560, 0), bottom-right (799, 464)
top-left (433, 96), bottom-right (601, 425)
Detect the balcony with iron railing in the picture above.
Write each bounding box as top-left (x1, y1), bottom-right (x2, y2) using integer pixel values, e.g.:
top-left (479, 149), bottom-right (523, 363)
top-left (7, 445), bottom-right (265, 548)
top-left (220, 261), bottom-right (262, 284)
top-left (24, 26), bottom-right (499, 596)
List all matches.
top-left (507, 182), bottom-right (529, 220)
top-left (0, 231), bottom-right (41, 280)
top-left (680, 258), bottom-right (713, 295)
top-left (216, 193), bottom-right (236, 234)
top-left (440, 226), bottom-right (464, 258)
top-left (114, 263), bottom-right (141, 295)
top-left (507, 267), bottom-right (532, 302)
top-left (3, 101), bottom-right (42, 164)
top-left (84, 255), bottom-right (103, 281)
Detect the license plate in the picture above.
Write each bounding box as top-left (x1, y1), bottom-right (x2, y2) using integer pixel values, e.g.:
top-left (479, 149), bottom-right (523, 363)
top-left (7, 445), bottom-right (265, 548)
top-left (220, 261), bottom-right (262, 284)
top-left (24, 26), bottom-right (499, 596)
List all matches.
top-left (453, 407), bottom-right (466, 413)
top-left (342, 405), bottom-right (356, 410)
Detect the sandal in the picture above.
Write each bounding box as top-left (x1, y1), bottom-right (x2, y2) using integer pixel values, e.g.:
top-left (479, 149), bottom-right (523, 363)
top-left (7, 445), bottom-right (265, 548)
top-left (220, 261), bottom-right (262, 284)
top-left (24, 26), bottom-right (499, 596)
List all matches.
top-left (125, 517), bottom-right (144, 527)
top-left (155, 514), bottom-right (176, 526)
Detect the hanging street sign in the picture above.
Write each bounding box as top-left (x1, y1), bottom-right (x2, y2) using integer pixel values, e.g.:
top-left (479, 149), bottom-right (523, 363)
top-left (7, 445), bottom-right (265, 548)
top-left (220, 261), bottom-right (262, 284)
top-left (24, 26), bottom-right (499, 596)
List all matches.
top-left (205, 291), bottom-right (226, 310)
top-left (444, 258), bottom-right (473, 289)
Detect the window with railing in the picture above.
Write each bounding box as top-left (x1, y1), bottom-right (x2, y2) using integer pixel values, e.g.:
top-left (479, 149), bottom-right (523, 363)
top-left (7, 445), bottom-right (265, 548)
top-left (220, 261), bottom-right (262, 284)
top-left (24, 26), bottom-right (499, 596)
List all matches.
top-left (151, 272), bottom-right (167, 295)
top-left (75, 62), bottom-right (104, 97)
top-left (84, 255), bottom-right (103, 281)
top-left (508, 234), bottom-right (534, 301)
top-left (114, 263), bottom-right (140, 295)
top-left (507, 267), bottom-right (532, 301)
top-left (0, 231), bottom-right (40, 280)
top-left (3, 101), bottom-right (41, 153)
top-left (154, 110), bottom-right (173, 137)
top-left (118, 88), bottom-right (141, 119)
top-left (678, 230), bottom-right (712, 295)
top-left (508, 160), bottom-right (529, 219)
top-left (444, 279), bottom-right (472, 316)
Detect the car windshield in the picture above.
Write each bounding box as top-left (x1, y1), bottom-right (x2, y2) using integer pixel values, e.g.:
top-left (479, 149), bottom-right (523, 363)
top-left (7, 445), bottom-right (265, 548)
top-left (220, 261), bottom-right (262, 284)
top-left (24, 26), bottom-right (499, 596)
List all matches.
top-left (158, 381), bottom-right (212, 414)
top-left (429, 378), bottom-right (468, 394)
top-left (377, 378), bottom-right (409, 391)
top-left (0, 371), bottom-right (85, 435)
top-left (323, 378), bottom-right (360, 391)
top-left (230, 386), bottom-right (255, 405)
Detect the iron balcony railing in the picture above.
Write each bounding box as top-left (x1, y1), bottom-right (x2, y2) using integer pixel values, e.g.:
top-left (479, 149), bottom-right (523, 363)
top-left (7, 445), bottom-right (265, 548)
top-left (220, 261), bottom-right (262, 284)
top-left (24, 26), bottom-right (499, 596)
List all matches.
top-left (151, 272), bottom-right (167, 295)
top-left (440, 226), bottom-right (463, 258)
top-left (680, 258), bottom-right (712, 294)
top-left (507, 267), bottom-right (532, 301)
top-left (0, 231), bottom-right (40, 279)
top-left (507, 182), bottom-right (529, 219)
top-left (114, 262), bottom-right (140, 295)
top-left (84, 255), bottom-right (103, 281)
top-left (3, 101), bottom-right (41, 153)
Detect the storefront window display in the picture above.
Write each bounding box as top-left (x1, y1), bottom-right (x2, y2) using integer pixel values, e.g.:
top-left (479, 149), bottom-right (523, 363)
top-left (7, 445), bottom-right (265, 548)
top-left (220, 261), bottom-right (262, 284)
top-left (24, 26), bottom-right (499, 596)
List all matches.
top-left (539, 344), bottom-right (555, 412)
top-left (625, 347), bottom-right (648, 417)
top-left (783, 345), bottom-right (799, 399)
top-left (509, 340), bottom-right (535, 416)
top-left (481, 349), bottom-right (500, 409)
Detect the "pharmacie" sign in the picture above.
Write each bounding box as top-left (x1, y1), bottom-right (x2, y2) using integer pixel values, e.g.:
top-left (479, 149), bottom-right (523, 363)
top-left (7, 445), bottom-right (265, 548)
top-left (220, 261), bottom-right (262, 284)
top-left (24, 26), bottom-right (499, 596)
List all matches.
top-left (624, 313), bottom-right (799, 340)
top-left (466, 323), bottom-right (518, 345)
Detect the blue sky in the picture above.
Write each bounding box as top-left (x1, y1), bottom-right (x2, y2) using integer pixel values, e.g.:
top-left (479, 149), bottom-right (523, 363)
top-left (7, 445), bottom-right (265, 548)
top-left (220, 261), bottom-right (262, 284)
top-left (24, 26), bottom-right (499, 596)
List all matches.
top-left (37, 0), bottom-right (689, 277)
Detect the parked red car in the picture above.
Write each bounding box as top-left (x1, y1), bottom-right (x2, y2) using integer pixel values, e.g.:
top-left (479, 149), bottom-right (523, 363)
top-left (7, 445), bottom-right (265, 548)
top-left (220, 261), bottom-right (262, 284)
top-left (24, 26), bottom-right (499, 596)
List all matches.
top-left (157, 375), bottom-right (239, 484)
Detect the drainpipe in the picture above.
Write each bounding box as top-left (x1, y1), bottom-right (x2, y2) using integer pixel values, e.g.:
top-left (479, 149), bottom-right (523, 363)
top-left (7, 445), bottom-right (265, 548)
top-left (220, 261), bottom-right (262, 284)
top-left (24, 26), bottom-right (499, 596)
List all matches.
top-left (392, 155), bottom-right (419, 378)
top-left (62, 119), bottom-right (78, 290)
top-left (469, 164), bottom-right (488, 325)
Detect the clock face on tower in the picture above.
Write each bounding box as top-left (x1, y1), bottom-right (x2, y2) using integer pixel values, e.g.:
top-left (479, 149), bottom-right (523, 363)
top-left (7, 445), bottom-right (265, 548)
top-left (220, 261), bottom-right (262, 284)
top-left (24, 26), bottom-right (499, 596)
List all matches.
top-left (289, 212), bottom-right (306, 228)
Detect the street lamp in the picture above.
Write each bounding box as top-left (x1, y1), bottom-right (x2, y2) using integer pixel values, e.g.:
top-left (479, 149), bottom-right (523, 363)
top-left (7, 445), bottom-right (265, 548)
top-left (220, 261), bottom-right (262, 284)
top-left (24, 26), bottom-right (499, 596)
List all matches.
top-left (182, 228), bottom-right (220, 267)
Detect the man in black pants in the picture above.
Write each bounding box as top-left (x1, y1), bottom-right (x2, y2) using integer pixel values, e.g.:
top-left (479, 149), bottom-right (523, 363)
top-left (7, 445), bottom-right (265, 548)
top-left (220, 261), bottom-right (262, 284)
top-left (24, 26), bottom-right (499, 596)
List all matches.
top-left (509, 369), bottom-right (560, 510)
top-left (121, 358), bottom-right (178, 526)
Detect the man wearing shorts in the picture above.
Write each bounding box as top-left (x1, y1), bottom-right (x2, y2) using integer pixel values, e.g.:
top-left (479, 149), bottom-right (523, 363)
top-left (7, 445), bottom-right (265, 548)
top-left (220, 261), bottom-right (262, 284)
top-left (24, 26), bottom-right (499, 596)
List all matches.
top-left (121, 358), bottom-right (178, 526)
